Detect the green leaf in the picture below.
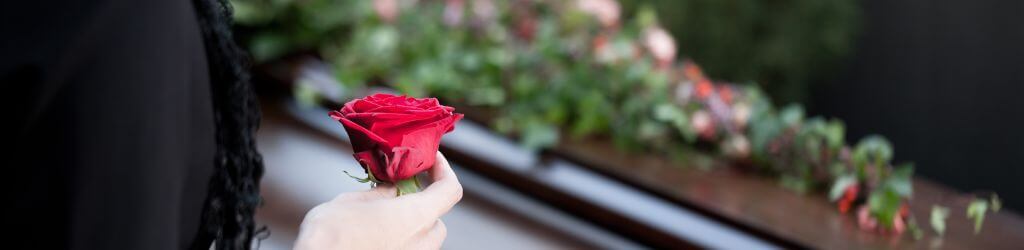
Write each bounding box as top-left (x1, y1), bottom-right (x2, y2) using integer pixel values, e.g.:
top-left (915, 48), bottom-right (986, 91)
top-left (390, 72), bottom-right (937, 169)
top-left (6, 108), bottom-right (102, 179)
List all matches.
top-left (653, 103), bottom-right (681, 122)
top-left (853, 135), bottom-right (893, 167)
top-left (343, 170), bottom-right (380, 184)
top-left (931, 205), bottom-right (950, 236)
top-left (825, 119), bottom-right (845, 149)
top-left (967, 199), bottom-right (989, 234)
top-left (868, 189), bottom-right (902, 228)
top-left (886, 163), bottom-right (914, 197)
top-left (779, 104), bottom-right (805, 127)
top-left (572, 91), bottom-right (610, 136)
top-left (829, 175), bottom-right (857, 201)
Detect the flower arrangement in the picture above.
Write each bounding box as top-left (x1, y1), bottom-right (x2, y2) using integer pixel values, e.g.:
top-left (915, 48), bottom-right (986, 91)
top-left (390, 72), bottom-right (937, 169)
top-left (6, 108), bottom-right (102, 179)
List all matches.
top-left (231, 0), bottom-right (1001, 238)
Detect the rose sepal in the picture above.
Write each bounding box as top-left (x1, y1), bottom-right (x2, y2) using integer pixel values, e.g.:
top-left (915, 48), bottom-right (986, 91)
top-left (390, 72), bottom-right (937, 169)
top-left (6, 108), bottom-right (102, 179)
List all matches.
top-left (344, 170), bottom-right (423, 196)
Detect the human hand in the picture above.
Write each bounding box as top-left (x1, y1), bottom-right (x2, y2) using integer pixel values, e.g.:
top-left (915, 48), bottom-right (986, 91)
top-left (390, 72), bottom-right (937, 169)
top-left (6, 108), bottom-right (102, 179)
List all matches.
top-left (294, 152), bottom-right (463, 250)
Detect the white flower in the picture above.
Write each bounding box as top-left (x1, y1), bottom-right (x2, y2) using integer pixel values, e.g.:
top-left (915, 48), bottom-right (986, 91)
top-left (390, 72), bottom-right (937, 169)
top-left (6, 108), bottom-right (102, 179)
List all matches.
top-left (723, 136), bottom-right (751, 158)
top-left (691, 110), bottom-right (715, 139)
top-left (732, 102), bottom-right (751, 129)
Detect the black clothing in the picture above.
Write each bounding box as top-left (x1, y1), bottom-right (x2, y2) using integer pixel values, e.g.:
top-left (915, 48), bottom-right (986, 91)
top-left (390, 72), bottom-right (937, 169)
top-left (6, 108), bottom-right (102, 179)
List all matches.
top-left (3, 0), bottom-right (216, 248)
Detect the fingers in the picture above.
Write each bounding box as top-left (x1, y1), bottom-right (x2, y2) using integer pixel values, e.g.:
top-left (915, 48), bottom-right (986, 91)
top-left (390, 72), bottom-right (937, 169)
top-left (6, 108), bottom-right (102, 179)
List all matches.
top-left (413, 220), bottom-right (447, 250)
top-left (333, 184), bottom-right (397, 203)
top-left (429, 151), bottom-right (457, 183)
top-left (399, 152), bottom-right (463, 223)
top-left (366, 184), bottom-right (398, 199)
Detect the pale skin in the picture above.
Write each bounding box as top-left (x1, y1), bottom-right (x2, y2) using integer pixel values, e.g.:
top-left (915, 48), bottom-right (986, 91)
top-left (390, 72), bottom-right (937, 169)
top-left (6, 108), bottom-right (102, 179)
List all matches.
top-left (294, 152), bottom-right (464, 250)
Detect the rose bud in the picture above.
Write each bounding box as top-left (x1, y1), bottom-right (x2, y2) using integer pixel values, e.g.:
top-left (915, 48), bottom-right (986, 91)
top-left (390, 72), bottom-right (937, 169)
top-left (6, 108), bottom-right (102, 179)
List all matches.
top-left (718, 85), bottom-right (734, 104)
top-left (837, 183), bottom-right (859, 214)
top-left (695, 80), bottom-right (714, 100)
top-left (682, 60), bottom-right (708, 82)
top-left (514, 15), bottom-right (537, 41)
top-left (330, 93), bottom-right (464, 195)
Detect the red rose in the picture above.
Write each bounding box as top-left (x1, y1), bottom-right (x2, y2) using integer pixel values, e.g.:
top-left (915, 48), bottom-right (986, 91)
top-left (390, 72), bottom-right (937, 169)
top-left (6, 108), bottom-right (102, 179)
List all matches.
top-left (330, 93), bottom-right (463, 183)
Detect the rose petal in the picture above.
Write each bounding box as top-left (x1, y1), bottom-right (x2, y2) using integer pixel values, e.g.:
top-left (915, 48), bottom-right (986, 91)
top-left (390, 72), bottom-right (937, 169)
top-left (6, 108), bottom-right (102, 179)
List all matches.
top-left (370, 114), bottom-right (447, 147)
top-left (331, 93), bottom-right (463, 183)
top-left (354, 150), bottom-right (386, 181)
top-left (383, 146), bottom-right (410, 182)
top-left (364, 105), bottom-right (447, 115)
top-left (446, 113), bottom-right (464, 133)
top-left (333, 115), bottom-right (392, 152)
top-left (344, 99), bottom-right (383, 114)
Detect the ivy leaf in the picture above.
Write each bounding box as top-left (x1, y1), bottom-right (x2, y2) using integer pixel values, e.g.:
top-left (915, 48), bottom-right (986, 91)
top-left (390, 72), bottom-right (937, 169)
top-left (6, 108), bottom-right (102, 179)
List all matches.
top-left (829, 175), bottom-right (857, 201)
top-left (868, 188), bottom-right (902, 228)
top-left (931, 205), bottom-right (950, 236)
top-left (967, 199), bottom-right (989, 234)
top-left (779, 104), bottom-right (805, 127)
top-left (887, 163), bottom-right (914, 197)
top-left (853, 135), bottom-right (893, 167)
top-left (825, 119), bottom-right (845, 149)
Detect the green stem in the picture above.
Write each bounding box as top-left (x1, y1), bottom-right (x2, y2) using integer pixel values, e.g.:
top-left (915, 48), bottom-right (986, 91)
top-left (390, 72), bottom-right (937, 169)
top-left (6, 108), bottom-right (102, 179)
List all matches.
top-left (395, 177), bottom-right (422, 196)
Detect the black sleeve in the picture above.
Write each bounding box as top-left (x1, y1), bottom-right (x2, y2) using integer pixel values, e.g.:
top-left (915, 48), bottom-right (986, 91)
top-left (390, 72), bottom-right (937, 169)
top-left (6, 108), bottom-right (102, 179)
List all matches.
top-left (2, 0), bottom-right (216, 249)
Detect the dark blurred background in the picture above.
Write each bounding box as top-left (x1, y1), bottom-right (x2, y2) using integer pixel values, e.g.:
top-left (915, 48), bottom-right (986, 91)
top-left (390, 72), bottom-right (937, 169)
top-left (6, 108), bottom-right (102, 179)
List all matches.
top-left (811, 0), bottom-right (1024, 211)
top-left (630, 0), bottom-right (1024, 210)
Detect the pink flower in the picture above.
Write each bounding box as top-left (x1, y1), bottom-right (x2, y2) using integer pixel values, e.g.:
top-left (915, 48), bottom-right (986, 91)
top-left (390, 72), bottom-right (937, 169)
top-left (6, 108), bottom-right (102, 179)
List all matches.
top-left (576, 0), bottom-right (621, 28)
top-left (444, 0), bottom-right (465, 27)
top-left (643, 27), bottom-right (677, 69)
top-left (374, 0), bottom-right (399, 23)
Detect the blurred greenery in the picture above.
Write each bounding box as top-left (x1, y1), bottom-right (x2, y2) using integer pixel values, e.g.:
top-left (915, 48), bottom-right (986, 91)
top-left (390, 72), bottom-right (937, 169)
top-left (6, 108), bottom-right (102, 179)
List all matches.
top-left (230, 0), bottom-right (992, 238)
